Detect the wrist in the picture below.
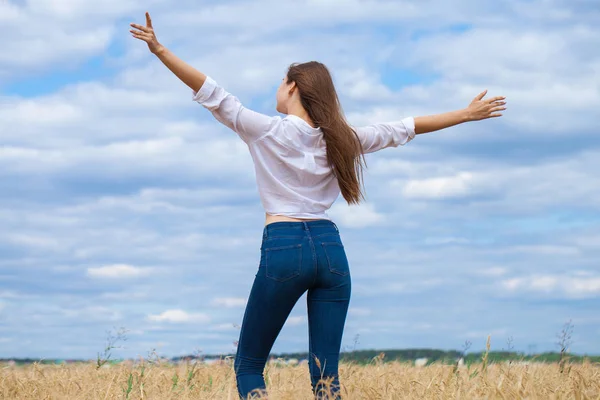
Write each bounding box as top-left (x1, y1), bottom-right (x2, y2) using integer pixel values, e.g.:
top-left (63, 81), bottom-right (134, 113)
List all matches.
top-left (152, 44), bottom-right (166, 56)
top-left (461, 108), bottom-right (474, 123)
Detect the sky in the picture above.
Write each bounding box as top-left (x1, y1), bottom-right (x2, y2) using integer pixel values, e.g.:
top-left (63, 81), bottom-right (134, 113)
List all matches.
top-left (1, 0), bottom-right (599, 360)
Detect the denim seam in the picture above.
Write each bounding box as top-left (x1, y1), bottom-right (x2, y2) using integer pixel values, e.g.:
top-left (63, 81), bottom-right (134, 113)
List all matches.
top-left (265, 234), bottom-right (337, 240)
top-left (267, 222), bottom-right (333, 230)
top-left (311, 232), bottom-right (339, 239)
top-left (266, 223), bottom-right (336, 234)
top-left (264, 235), bottom-right (306, 239)
top-left (308, 235), bottom-right (318, 287)
top-left (321, 242), bottom-right (349, 276)
top-left (235, 295), bottom-right (252, 375)
top-left (307, 312), bottom-right (320, 388)
top-left (264, 243), bottom-right (302, 251)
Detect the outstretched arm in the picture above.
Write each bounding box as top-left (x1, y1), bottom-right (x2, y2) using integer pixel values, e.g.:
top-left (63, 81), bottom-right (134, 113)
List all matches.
top-left (130, 12), bottom-right (280, 144)
top-left (353, 90), bottom-right (506, 153)
top-left (130, 12), bottom-right (206, 92)
top-left (414, 90), bottom-right (506, 135)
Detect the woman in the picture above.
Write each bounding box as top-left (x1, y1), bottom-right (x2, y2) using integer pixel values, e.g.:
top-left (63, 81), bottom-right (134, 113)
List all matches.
top-left (131, 12), bottom-right (505, 400)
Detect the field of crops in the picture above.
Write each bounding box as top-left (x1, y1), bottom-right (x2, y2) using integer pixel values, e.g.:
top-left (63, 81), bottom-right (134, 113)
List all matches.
top-left (2, 358), bottom-right (599, 399)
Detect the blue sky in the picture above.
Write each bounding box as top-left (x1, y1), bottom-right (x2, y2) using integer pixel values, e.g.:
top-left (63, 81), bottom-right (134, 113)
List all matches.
top-left (1, 0), bottom-right (599, 360)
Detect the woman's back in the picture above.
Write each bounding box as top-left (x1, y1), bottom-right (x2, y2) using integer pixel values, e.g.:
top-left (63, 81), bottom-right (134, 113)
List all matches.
top-left (251, 114), bottom-right (342, 220)
top-left (193, 75), bottom-right (416, 220)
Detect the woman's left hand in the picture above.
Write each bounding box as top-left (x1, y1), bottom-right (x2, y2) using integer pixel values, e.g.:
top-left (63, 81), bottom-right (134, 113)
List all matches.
top-left (466, 90), bottom-right (507, 121)
top-left (130, 12), bottom-right (163, 54)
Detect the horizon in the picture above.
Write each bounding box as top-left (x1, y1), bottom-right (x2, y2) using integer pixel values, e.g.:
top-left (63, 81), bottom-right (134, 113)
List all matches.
top-left (3, 346), bottom-right (599, 362)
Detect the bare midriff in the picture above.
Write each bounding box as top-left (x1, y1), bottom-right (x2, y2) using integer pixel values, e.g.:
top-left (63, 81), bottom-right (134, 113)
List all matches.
top-left (264, 212), bottom-right (325, 226)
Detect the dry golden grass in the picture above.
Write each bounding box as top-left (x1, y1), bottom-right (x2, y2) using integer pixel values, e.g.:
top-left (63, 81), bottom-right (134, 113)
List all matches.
top-left (2, 358), bottom-right (600, 400)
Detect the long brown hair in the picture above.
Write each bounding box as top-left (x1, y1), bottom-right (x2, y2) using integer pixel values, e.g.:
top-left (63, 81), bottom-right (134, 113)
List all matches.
top-left (286, 61), bottom-right (367, 205)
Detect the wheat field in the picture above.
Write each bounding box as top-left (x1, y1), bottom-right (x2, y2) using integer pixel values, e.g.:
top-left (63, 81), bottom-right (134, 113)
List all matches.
top-left (2, 358), bottom-right (599, 400)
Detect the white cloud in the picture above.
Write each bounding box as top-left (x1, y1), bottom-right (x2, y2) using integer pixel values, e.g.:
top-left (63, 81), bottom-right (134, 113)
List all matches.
top-left (1, 128), bottom-right (253, 183)
top-left (87, 264), bottom-right (154, 279)
top-left (571, 235), bottom-right (600, 249)
top-left (100, 291), bottom-right (149, 300)
top-left (464, 327), bottom-right (509, 340)
top-left (0, 83), bottom-right (200, 148)
top-left (398, 24), bottom-right (600, 134)
top-left (500, 274), bottom-right (600, 298)
top-left (346, 106), bottom-right (418, 128)
top-left (354, 278), bottom-right (444, 296)
top-left (424, 237), bottom-right (470, 245)
top-left (377, 149), bottom-right (600, 214)
top-left (3, 233), bottom-right (61, 251)
top-left (476, 267), bottom-right (508, 277)
top-left (336, 68), bottom-right (395, 102)
top-left (402, 172), bottom-right (477, 199)
top-left (57, 187), bottom-right (255, 217)
top-left (0, 291), bottom-right (29, 299)
top-left (287, 316), bottom-right (305, 326)
top-left (0, 25), bottom-right (114, 72)
top-left (147, 309), bottom-right (211, 323)
top-left (0, 0), bottom-right (168, 74)
top-left (503, 245), bottom-right (580, 257)
top-left (61, 306), bottom-right (123, 322)
top-left (209, 323), bottom-right (239, 332)
top-left (329, 202), bottom-right (385, 228)
top-left (210, 297), bottom-right (247, 308)
top-left (160, 0), bottom-right (429, 34)
top-left (188, 333), bottom-right (224, 340)
top-left (349, 307), bottom-right (372, 317)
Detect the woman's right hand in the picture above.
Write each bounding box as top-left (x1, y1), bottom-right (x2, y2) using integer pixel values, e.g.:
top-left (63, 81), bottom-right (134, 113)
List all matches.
top-left (466, 90), bottom-right (507, 121)
top-left (130, 12), bottom-right (164, 55)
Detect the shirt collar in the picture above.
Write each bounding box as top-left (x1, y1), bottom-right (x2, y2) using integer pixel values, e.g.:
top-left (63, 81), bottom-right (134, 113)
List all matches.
top-left (285, 114), bottom-right (322, 136)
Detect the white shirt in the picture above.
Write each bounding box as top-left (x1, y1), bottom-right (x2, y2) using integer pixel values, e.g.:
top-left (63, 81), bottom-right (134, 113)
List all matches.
top-left (192, 76), bottom-right (416, 220)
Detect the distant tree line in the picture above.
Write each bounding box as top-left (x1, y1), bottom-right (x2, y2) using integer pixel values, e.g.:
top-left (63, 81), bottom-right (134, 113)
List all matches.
top-left (3, 349), bottom-right (600, 366)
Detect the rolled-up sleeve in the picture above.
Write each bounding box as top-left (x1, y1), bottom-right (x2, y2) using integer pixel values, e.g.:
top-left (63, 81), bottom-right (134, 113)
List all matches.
top-left (192, 76), bottom-right (280, 144)
top-left (353, 117), bottom-right (416, 154)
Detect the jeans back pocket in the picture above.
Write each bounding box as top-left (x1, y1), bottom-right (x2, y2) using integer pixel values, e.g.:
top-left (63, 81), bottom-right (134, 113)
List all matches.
top-left (321, 242), bottom-right (350, 276)
top-left (265, 243), bottom-right (303, 282)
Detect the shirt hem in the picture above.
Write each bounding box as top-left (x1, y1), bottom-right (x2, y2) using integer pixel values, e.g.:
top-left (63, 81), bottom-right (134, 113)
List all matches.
top-left (266, 212), bottom-right (331, 220)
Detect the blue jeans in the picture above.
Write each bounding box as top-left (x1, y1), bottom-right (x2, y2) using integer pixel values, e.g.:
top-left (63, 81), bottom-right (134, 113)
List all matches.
top-left (234, 220), bottom-right (351, 399)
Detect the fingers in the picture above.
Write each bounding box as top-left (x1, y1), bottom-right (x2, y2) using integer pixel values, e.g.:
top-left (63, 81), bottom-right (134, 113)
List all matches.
top-left (130, 30), bottom-right (151, 42)
top-left (130, 34), bottom-right (147, 43)
top-left (146, 12), bottom-right (153, 28)
top-left (130, 23), bottom-right (152, 33)
top-left (474, 89), bottom-right (488, 101)
top-left (130, 28), bottom-right (150, 36)
top-left (486, 96), bottom-right (506, 103)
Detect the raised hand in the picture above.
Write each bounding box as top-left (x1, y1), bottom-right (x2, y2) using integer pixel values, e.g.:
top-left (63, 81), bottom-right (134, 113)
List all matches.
top-left (130, 12), bottom-right (163, 54)
top-left (467, 90), bottom-right (507, 121)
